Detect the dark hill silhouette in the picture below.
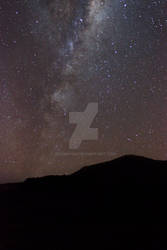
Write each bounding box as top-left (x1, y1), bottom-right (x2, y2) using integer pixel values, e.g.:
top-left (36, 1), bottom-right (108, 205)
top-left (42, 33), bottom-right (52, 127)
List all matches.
top-left (0, 155), bottom-right (167, 249)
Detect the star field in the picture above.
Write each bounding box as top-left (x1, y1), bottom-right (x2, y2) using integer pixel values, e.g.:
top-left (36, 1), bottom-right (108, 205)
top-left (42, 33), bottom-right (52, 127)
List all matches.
top-left (0, 0), bottom-right (167, 182)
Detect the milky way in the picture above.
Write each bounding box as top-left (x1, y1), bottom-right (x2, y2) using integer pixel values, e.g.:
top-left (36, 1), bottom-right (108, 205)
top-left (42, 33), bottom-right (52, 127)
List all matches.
top-left (0, 0), bottom-right (167, 182)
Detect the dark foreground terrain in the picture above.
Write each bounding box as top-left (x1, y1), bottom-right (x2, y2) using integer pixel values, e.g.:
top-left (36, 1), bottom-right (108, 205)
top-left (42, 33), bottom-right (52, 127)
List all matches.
top-left (1, 155), bottom-right (167, 249)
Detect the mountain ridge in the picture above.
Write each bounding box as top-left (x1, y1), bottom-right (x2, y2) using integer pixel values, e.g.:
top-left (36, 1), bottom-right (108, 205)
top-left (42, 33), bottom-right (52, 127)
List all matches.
top-left (18, 154), bottom-right (167, 184)
top-left (1, 154), bottom-right (167, 249)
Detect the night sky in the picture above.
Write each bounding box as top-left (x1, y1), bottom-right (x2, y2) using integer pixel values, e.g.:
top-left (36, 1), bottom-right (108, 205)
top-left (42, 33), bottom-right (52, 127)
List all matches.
top-left (1, 0), bottom-right (167, 183)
